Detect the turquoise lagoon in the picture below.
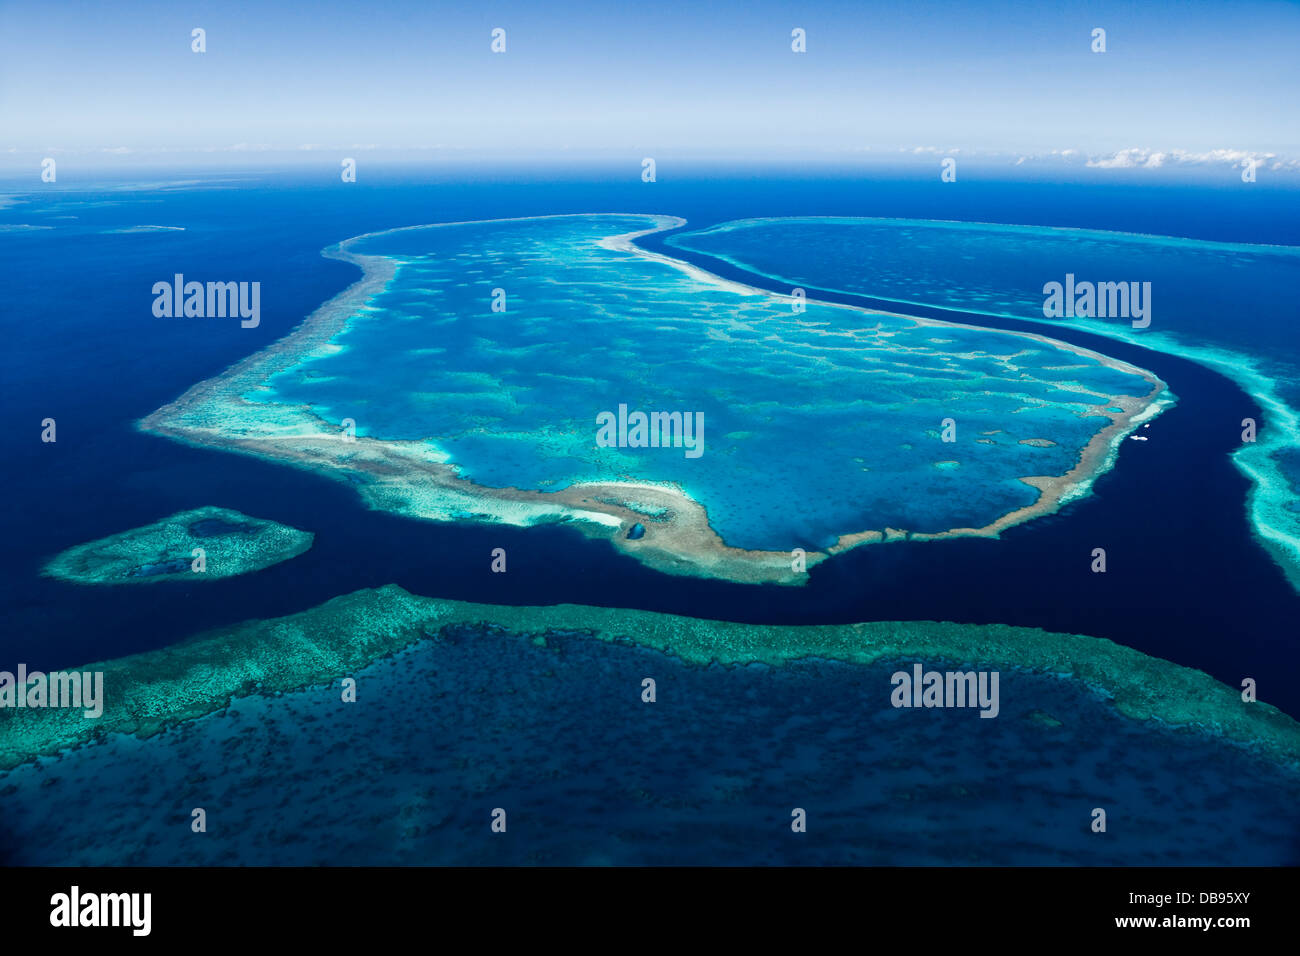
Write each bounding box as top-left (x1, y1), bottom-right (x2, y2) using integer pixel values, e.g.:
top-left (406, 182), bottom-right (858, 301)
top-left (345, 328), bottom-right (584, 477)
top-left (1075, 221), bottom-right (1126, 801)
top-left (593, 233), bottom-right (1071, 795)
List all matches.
top-left (243, 215), bottom-right (1162, 552)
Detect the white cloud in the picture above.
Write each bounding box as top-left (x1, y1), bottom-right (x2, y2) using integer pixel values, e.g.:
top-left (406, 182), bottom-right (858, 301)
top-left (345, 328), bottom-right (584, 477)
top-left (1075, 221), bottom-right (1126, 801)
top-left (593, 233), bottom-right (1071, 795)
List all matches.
top-left (1083, 147), bottom-right (1298, 169)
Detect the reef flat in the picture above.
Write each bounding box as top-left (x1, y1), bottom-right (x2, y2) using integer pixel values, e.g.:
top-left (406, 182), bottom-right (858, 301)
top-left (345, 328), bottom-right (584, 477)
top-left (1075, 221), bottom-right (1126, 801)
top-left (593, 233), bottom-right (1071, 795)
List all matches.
top-left (42, 506), bottom-right (313, 585)
top-left (1, 584), bottom-right (1295, 773)
top-left (141, 215), bottom-right (1168, 585)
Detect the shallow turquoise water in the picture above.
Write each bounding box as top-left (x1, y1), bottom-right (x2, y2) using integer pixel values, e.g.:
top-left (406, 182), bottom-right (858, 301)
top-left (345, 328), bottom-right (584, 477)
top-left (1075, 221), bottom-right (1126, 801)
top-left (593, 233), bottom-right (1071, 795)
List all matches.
top-left (254, 215), bottom-right (1155, 550)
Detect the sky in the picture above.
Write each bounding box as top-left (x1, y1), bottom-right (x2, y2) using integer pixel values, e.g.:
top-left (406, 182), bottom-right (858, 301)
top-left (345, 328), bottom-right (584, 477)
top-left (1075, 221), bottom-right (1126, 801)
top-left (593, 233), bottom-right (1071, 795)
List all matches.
top-left (1, 0), bottom-right (1298, 167)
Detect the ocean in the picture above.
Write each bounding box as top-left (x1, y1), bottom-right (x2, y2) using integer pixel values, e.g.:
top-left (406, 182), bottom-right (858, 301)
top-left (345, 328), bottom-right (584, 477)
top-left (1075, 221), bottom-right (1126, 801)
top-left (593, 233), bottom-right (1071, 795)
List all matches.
top-left (2, 165), bottom-right (1298, 864)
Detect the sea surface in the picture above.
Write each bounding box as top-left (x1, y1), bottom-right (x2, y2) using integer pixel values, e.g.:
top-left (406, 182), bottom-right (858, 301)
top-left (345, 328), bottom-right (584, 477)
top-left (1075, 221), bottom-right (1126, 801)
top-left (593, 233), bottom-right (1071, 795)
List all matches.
top-left (3, 628), bottom-right (1298, 866)
top-left (2, 165), bottom-right (1298, 864)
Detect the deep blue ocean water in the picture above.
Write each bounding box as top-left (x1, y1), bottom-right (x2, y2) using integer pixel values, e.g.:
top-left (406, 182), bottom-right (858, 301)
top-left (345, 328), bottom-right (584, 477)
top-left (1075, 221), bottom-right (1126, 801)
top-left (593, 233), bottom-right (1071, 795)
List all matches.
top-left (2, 165), bottom-right (1298, 864)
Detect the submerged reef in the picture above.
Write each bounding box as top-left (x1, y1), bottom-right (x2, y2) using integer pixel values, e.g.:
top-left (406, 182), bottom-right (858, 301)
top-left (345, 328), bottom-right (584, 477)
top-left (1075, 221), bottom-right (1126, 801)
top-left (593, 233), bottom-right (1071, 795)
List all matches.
top-left (1, 584), bottom-right (1295, 772)
top-left (42, 506), bottom-right (313, 585)
top-left (140, 215), bottom-right (1168, 585)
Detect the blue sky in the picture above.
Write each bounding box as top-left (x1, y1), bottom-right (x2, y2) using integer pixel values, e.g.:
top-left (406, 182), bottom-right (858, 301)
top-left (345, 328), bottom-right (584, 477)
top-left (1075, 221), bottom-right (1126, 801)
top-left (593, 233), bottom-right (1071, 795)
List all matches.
top-left (2, 0), bottom-right (1298, 166)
